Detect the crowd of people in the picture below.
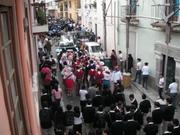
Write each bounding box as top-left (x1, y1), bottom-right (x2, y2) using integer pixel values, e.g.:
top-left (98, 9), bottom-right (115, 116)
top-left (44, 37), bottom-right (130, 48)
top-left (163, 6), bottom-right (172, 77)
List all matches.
top-left (37, 34), bottom-right (180, 135)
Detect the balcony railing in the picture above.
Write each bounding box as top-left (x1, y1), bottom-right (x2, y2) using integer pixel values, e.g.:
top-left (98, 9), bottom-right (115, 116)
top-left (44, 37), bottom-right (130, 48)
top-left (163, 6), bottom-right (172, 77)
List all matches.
top-left (151, 4), bottom-right (180, 26)
top-left (121, 5), bottom-right (139, 25)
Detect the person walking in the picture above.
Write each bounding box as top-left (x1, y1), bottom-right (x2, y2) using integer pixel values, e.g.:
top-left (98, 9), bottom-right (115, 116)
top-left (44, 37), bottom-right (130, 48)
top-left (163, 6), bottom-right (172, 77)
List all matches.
top-left (127, 54), bottom-right (133, 73)
top-left (158, 74), bottom-right (164, 99)
top-left (73, 106), bottom-right (83, 134)
top-left (118, 50), bottom-right (124, 72)
top-left (134, 58), bottom-right (142, 84)
top-left (143, 116), bottom-right (158, 135)
top-left (168, 78), bottom-right (178, 108)
top-left (142, 62), bottom-right (150, 89)
top-left (172, 119), bottom-right (180, 135)
top-left (51, 85), bottom-right (62, 108)
top-left (79, 85), bottom-right (88, 111)
top-left (110, 50), bottom-right (117, 68)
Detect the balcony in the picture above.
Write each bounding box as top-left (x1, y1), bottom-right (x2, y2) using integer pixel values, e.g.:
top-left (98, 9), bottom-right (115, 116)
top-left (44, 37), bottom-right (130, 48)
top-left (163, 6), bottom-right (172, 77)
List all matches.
top-left (121, 5), bottom-right (139, 26)
top-left (151, 4), bottom-right (180, 32)
top-left (31, 2), bottom-right (48, 34)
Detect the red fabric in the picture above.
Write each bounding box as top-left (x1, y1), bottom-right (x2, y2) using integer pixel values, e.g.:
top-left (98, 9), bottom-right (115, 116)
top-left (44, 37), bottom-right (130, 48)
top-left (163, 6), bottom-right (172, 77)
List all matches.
top-left (94, 71), bottom-right (104, 84)
top-left (64, 79), bottom-right (74, 91)
top-left (88, 69), bottom-right (96, 76)
top-left (75, 69), bottom-right (84, 79)
top-left (41, 67), bottom-right (52, 85)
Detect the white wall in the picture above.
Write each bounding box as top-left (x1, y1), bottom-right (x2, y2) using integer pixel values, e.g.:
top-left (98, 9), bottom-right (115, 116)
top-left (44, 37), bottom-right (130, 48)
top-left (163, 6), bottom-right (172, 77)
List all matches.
top-left (117, 0), bottom-right (180, 78)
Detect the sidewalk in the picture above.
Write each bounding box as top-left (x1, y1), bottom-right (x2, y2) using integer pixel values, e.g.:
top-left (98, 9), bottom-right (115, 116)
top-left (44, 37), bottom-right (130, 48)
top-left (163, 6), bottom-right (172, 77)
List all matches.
top-left (132, 82), bottom-right (180, 118)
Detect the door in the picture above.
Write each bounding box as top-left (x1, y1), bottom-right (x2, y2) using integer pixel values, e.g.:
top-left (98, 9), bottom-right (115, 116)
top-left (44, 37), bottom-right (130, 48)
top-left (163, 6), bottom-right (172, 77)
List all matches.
top-left (0, 6), bottom-right (26, 135)
top-left (162, 55), bottom-right (176, 89)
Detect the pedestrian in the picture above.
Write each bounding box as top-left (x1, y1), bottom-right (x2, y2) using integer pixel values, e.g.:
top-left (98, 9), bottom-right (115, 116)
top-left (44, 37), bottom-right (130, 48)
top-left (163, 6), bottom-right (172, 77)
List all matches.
top-left (92, 91), bottom-right (104, 108)
top-left (110, 50), bottom-right (117, 68)
top-left (139, 94), bottom-right (151, 124)
top-left (124, 113), bottom-right (141, 135)
top-left (168, 78), bottom-right (178, 108)
top-left (54, 107), bottom-right (65, 135)
top-left (106, 105), bottom-right (116, 128)
top-left (134, 58), bottom-right (142, 84)
top-left (143, 116), bottom-right (158, 135)
top-left (110, 114), bottom-right (125, 135)
top-left (113, 80), bottom-right (125, 104)
top-left (152, 102), bottom-right (163, 135)
top-left (102, 68), bottom-right (111, 90)
top-left (127, 54), bottom-right (133, 73)
top-left (158, 74), bottom-right (164, 99)
top-left (129, 94), bottom-right (138, 109)
top-left (172, 119), bottom-right (180, 135)
top-left (83, 101), bottom-right (96, 135)
top-left (64, 104), bottom-right (74, 135)
top-left (51, 85), bottom-right (62, 108)
top-left (94, 68), bottom-right (104, 91)
top-left (39, 103), bottom-right (53, 135)
top-left (88, 82), bottom-right (98, 101)
top-left (94, 106), bottom-right (107, 133)
top-left (79, 85), bottom-right (88, 111)
top-left (73, 106), bottom-right (83, 134)
top-left (132, 105), bottom-right (143, 126)
top-left (162, 98), bottom-right (175, 131)
top-left (142, 62), bottom-right (150, 89)
top-left (74, 66), bottom-right (84, 96)
top-left (118, 50), bottom-right (124, 72)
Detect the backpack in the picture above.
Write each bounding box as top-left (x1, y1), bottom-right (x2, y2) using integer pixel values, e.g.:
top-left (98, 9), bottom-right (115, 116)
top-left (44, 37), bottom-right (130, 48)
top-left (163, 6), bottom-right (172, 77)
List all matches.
top-left (64, 111), bottom-right (74, 126)
top-left (39, 108), bottom-right (52, 129)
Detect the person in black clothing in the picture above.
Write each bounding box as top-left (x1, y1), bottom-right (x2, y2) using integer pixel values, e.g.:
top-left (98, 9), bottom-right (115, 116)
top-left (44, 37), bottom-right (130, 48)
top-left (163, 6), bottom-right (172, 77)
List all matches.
top-left (39, 104), bottom-right (53, 135)
top-left (163, 98), bottom-right (175, 131)
top-left (124, 113), bottom-right (141, 135)
top-left (54, 107), bottom-right (65, 134)
top-left (103, 90), bottom-right (114, 107)
top-left (143, 116), bottom-right (158, 135)
top-left (129, 94), bottom-right (138, 109)
top-left (113, 81), bottom-right (125, 104)
top-left (92, 91), bottom-right (104, 108)
top-left (51, 76), bottom-right (59, 89)
top-left (127, 54), bottom-right (133, 73)
top-left (106, 105), bottom-right (116, 128)
top-left (64, 104), bottom-right (74, 135)
top-left (110, 114), bottom-right (125, 135)
top-left (172, 119), bottom-right (180, 135)
top-left (162, 123), bottom-right (173, 135)
top-left (139, 94), bottom-right (151, 124)
top-left (94, 106), bottom-right (107, 133)
top-left (124, 105), bottom-right (133, 121)
top-left (152, 102), bottom-right (163, 135)
top-left (131, 105), bottom-right (143, 126)
top-left (83, 101), bottom-right (95, 135)
top-left (41, 91), bottom-right (52, 108)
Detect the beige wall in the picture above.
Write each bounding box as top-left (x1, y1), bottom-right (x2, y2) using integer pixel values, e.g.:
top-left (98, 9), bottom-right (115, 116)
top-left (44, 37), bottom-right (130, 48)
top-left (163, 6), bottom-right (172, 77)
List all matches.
top-left (0, 77), bottom-right (11, 135)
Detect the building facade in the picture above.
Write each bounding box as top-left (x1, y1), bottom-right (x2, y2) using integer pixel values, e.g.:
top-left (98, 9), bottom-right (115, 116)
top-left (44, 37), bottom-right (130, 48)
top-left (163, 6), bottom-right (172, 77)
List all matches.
top-left (0, 0), bottom-right (41, 134)
top-left (81, 0), bottom-right (118, 56)
top-left (57, 0), bottom-right (81, 22)
top-left (116, 0), bottom-right (180, 90)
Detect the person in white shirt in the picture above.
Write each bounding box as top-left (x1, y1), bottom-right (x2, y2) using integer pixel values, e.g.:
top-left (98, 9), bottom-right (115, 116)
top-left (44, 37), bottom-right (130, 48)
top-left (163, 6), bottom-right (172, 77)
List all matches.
top-left (142, 62), bottom-right (150, 89)
top-left (134, 58), bottom-right (142, 84)
top-left (79, 85), bottom-right (88, 110)
top-left (168, 78), bottom-right (178, 107)
top-left (158, 74), bottom-right (164, 99)
top-left (111, 66), bottom-right (123, 84)
top-left (118, 50), bottom-right (124, 72)
top-left (73, 106), bottom-right (83, 134)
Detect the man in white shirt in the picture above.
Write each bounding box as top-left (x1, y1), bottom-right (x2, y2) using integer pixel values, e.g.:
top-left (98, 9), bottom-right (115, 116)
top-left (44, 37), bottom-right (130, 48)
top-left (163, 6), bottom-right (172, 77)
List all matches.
top-left (79, 85), bottom-right (88, 110)
top-left (169, 78), bottom-right (178, 107)
top-left (111, 66), bottom-right (123, 84)
top-left (134, 58), bottom-right (142, 84)
top-left (142, 62), bottom-right (149, 89)
top-left (118, 50), bottom-right (124, 72)
top-left (158, 74), bottom-right (164, 99)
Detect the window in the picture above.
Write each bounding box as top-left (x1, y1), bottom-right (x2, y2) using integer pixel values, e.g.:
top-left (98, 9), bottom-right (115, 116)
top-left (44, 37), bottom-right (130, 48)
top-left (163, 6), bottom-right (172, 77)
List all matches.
top-left (130, 0), bottom-right (137, 15)
top-left (91, 46), bottom-right (101, 53)
top-left (0, 7), bottom-right (26, 135)
top-left (69, 1), bottom-right (72, 8)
